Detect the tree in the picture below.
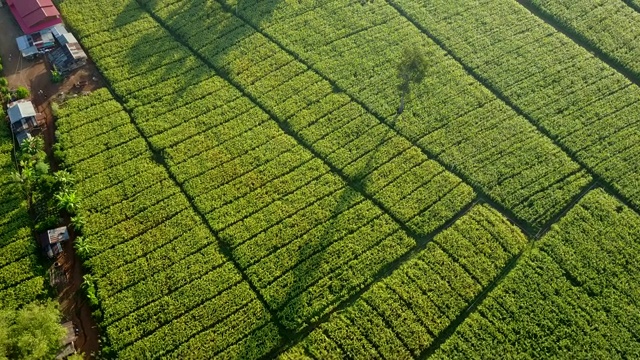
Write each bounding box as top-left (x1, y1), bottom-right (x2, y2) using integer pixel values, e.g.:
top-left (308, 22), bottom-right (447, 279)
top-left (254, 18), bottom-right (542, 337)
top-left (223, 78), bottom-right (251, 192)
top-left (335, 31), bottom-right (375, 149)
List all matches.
top-left (54, 170), bottom-right (75, 191)
top-left (0, 302), bottom-right (67, 360)
top-left (74, 236), bottom-right (92, 259)
top-left (15, 87), bottom-right (30, 100)
top-left (396, 47), bottom-right (429, 115)
top-left (19, 137), bottom-right (44, 158)
top-left (54, 190), bottom-right (80, 215)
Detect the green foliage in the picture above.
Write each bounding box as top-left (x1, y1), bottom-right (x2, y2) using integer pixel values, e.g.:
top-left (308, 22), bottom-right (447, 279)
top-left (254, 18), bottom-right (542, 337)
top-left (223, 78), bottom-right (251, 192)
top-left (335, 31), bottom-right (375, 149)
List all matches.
top-left (0, 302), bottom-right (67, 360)
top-left (50, 69), bottom-right (63, 84)
top-left (392, 0), bottom-right (640, 210)
top-left (0, 78), bottom-right (7, 87)
top-left (50, 102), bottom-right (59, 118)
top-left (70, 214), bottom-right (85, 233)
top-left (54, 190), bottom-right (80, 215)
top-left (74, 236), bottom-right (92, 260)
top-left (397, 46), bottom-right (428, 95)
top-left (433, 190), bottom-right (640, 357)
top-left (15, 87), bottom-right (30, 100)
top-left (82, 274), bottom-right (99, 308)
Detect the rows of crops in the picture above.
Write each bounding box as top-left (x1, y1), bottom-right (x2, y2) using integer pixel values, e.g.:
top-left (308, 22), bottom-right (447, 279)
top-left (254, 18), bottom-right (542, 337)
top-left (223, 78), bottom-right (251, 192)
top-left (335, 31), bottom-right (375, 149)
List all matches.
top-left (0, 124), bottom-right (46, 309)
top-left (527, 0), bottom-right (640, 78)
top-left (58, 0), bottom-right (487, 336)
top-left (56, 89), bottom-right (283, 359)
top-left (55, 0), bottom-right (640, 358)
top-left (138, 0), bottom-right (590, 231)
top-left (281, 204), bottom-right (528, 359)
top-left (433, 189), bottom-right (640, 357)
top-left (389, 0), bottom-right (640, 211)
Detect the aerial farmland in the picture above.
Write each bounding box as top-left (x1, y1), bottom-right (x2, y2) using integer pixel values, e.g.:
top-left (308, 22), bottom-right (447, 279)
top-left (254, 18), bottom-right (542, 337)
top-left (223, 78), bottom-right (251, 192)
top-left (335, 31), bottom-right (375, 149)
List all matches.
top-left (1, 0), bottom-right (639, 358)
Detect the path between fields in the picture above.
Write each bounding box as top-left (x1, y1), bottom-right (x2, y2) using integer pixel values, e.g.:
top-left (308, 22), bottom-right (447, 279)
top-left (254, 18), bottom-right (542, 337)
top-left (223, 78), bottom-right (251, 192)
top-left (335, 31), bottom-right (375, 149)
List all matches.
top-left (0, 6), bottom-right (104, 358)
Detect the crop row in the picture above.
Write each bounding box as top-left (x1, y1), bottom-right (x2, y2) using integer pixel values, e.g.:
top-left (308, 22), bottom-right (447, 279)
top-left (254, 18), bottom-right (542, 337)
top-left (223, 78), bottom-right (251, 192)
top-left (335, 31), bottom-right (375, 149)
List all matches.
top-left (56, 88), bottom-right (281, 359)
top-left (136, 0), bottom-right (477, 238)
top-left (141, 0), bottom-right (589, 230)
top-left (391, 0), bottom-right (640, 209)
top-left (282, 204), bottom-right (528, 358)
top-left (0, 123), bottom-right (45, 309)
top-left (528, 0), bottom-right (640, 78)
top-left (61, 0), bottom-right (479, 333)
top-left (433, 189), bottom-right (640, 357)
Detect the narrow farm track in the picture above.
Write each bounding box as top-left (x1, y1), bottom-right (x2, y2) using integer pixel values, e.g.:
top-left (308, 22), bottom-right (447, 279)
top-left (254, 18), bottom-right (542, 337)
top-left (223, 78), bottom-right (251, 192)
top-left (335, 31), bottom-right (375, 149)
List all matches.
top-left (419, 249), bottom-right (526, 359)
top-left (137, 0), bottom-right (548, 237)
top-left (515, 0), bottom-right (640, 85)
top-left (384, 0), bottom-right (640, 219)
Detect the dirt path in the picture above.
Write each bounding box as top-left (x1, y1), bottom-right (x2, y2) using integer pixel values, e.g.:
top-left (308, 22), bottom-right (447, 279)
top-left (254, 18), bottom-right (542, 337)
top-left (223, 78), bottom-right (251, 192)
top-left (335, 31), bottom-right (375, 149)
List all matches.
top-left (1, 5), bottom-right (104, 358)
top-left (58, 234), bottom-right (100, 358)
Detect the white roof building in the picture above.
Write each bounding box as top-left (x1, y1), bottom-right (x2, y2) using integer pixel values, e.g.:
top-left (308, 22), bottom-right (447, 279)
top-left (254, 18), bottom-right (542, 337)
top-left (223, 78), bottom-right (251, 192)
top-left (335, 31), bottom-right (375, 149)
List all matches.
top-left (7, 100), bottom-right (37, 125)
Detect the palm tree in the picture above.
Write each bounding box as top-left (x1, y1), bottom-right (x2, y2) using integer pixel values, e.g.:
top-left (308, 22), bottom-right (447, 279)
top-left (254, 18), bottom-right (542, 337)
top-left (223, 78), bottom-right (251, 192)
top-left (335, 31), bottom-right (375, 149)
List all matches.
top-left (70, 214), bottom-right (85, 232)
top-left (19, 136), bottom-right (44, 156)
top-left (54, 190), bottom-right (80, 214)
top-left (74, 237), bottom-right (92, 259)
top-left (54, 170), bottom-right (75, 191)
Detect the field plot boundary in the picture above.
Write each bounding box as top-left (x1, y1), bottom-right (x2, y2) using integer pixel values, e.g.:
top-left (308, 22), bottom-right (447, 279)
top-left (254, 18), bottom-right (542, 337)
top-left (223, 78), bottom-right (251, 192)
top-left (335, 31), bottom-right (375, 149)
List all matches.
top-left (516, 0), bottom-right (640, 84)
top-left (135, 0), bottom-right (555, 237)
top-left (268, 198), bottom-right (479, 357)
top-left (385, 0), bottom-right (640, 218)
top-left (623, 0), bottom-right (640, 13)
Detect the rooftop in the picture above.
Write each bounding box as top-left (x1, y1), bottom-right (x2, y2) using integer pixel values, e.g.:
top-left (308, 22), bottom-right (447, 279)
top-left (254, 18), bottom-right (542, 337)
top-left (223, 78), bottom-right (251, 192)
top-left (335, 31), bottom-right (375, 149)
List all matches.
top-left (7, 101), bottom-right (37, 125)
top-left (7, 0), bottom-right (62, 35)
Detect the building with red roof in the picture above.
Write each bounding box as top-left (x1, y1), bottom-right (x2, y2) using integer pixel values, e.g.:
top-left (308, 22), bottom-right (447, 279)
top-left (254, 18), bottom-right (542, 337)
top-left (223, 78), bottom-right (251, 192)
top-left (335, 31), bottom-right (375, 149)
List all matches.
top-left (7, 0), bottom-right (62, 35)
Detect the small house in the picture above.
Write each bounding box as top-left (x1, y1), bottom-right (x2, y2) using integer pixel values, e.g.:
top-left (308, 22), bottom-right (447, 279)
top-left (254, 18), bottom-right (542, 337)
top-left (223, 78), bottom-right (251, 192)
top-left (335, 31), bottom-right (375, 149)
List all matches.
top-left (56, 321), bottom-right (77, 359)
top-left (38, 226), bottom-right (70, 259)
top-left (48, 29), bottom-right (87, 74)
top-left (7, 100), bottom-right (41, 144)
top-left (16, 29), bottom-right (56, 59)
top-left (7, 0), bottom-right (62, 35)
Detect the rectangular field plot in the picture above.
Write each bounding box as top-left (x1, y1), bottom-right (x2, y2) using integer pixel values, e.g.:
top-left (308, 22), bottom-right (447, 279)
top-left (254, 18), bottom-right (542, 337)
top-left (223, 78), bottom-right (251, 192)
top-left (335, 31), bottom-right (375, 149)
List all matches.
top-left (433, 189), bottom-right (640, 358)
top-left (56, 90), bottom-right (282, 359)
top-left (280, 204), bottom-right (528, 358)
top-left (154, 0), bottom-right (592, 231)
top-left (391, 0), bottom-right (640, 211)
top-left (528, 0), bottom-right (640, 78)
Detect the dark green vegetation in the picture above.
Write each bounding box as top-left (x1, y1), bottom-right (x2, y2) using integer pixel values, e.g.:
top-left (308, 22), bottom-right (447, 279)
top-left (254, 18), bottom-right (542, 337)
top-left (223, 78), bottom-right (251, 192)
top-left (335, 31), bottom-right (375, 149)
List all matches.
top-left (0, 125), bottom-right (46, 310)
top-left (50, 0), bottom-right (640, 358)
top-left (0, 301), bottom-right (68, 360)
top-left (433, 189), bottom-right (640, 358)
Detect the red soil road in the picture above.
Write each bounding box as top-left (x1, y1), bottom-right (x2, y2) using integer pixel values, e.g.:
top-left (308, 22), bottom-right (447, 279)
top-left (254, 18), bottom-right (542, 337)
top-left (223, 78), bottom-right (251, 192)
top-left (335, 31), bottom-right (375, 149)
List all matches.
top-left (1, 5), bottom-right (104, 358)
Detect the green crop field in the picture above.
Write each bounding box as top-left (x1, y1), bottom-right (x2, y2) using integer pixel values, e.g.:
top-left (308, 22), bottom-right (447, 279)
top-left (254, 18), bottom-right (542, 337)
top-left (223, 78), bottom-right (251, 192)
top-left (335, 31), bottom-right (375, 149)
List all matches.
top-left (38, 0), bottom-right (640, 358)
top-left (0, 125), bottom-right (47, 310)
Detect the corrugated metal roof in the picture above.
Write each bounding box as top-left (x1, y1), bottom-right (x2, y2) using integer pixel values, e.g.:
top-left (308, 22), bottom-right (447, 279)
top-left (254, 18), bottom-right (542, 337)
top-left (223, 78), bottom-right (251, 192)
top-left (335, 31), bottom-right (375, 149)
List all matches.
top-left (7, 101), bottom-right (37, 124)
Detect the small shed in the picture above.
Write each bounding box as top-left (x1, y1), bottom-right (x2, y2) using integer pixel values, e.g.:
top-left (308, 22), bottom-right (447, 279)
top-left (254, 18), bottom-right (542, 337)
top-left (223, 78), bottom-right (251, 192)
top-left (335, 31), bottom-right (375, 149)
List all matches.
top-left (16, 29), bottom-right (56, 58)
top-left (38, 226), bottom-right (70, 259)
top-left (48, 31), bottom-right (87, 74)
top-left (7, 100), bottom-right (39, 140)
top-left (56, 321), bottom-right (77, 359)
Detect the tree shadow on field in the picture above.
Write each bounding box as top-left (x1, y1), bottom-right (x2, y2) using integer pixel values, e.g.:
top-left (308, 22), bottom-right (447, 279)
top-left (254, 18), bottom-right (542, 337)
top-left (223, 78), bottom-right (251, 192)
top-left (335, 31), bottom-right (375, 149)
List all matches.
top-left (110, 1), bottom-right (212, 112)
top-left (113, 0), bottom-right (411, 356)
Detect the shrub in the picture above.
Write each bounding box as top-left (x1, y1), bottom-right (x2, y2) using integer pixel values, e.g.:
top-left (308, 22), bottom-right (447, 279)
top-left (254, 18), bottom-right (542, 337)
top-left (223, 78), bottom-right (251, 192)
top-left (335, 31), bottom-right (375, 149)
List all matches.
top-left (15, 86), bottom-right (30, 99)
